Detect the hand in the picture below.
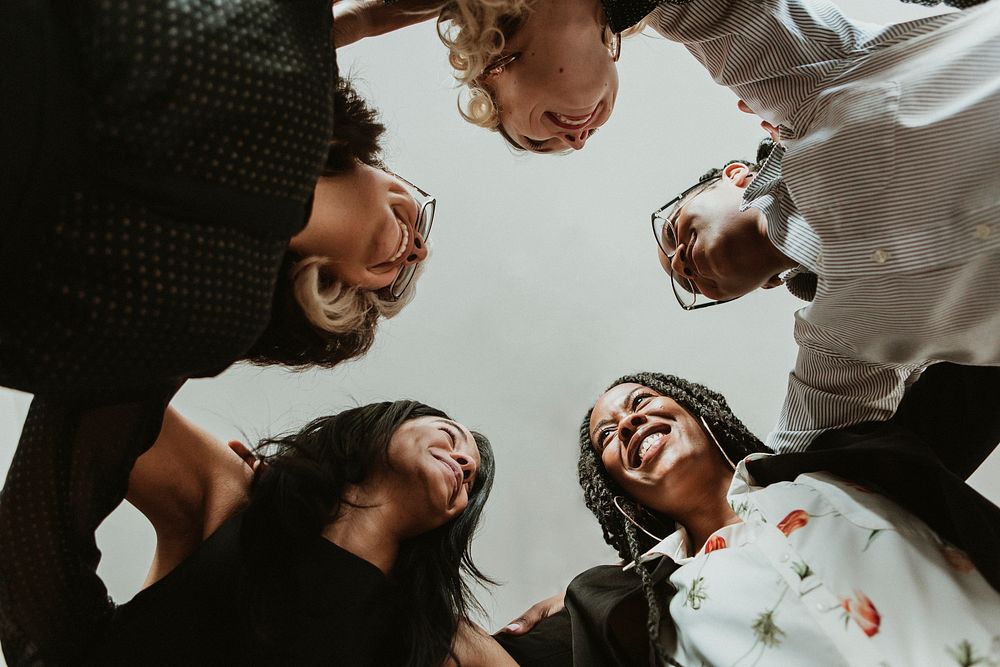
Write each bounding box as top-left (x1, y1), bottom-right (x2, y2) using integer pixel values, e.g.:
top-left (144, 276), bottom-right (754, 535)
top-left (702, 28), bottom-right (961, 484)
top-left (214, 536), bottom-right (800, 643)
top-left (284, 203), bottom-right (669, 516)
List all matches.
top-left (332, 0), bottom-right (442, 48)
top-left (737, 99), bottom-right (780, 142)
top-left (498, 592), bottom-right (566, 635)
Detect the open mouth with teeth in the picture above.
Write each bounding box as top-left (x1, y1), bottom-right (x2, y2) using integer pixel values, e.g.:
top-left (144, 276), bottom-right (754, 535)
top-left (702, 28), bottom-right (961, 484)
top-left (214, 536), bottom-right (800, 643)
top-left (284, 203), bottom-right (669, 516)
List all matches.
top-left (388, 221), bottom-right (410, 263)
top-left (628, 426), bottom-right (672, 469)
top-left (547, 106), bottom-right (598, 131)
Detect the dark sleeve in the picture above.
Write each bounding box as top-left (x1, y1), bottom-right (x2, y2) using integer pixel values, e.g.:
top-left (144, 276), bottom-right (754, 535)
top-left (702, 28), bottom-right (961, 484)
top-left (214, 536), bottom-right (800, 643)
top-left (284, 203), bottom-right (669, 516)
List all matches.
top-left (889, 362), bottom-right (1000, 479)
top-left (494, 610), bottom-right (574, 667)
top-left (0, 388), bottom-right (177, 666)
top-left (496, 561), bottom-right (678, 667)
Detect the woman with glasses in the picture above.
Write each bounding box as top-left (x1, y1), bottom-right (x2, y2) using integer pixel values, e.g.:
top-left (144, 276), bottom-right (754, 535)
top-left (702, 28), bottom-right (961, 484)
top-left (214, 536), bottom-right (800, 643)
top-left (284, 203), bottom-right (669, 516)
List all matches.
top-left (0, 399), bottom-right (509, 666)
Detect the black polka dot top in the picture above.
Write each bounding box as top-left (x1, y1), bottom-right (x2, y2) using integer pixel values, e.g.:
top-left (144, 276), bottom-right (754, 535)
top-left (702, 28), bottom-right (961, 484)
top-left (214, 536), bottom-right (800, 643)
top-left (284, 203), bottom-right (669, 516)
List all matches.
top-left (1, 0), bottom-right (335, 400)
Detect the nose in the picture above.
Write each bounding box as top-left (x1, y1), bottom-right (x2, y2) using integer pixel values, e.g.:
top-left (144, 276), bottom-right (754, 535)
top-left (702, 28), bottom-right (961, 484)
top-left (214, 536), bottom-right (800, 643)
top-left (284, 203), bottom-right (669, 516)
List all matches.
top-left (558, 129), bottom-right (589, 151)
top-left (670, 242), bottom-right (694, 278)
top-left (616, 413), bottom-right (647, 449)
top-left (403, 231), bottom-right (428, 265)
top-left (451, 452), bottom-right (477, 482)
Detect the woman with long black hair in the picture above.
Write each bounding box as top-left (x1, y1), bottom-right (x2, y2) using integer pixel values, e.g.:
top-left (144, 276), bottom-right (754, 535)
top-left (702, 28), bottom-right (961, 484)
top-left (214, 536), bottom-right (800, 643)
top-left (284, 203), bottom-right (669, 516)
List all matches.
top-left (0, 399), bottom-right (511, 666)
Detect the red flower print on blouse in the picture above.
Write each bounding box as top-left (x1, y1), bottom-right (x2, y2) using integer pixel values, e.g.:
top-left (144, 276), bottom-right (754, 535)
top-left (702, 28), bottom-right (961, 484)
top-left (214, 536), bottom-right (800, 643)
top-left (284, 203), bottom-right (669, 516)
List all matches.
top-left (940, 544), bottom-right (975, 573)
top-left (704, 535), bottom-right (727, 554)
top-left (777, 509), bottom-right (809, 536)
top-left (841, 591), bottom-right (881, 637)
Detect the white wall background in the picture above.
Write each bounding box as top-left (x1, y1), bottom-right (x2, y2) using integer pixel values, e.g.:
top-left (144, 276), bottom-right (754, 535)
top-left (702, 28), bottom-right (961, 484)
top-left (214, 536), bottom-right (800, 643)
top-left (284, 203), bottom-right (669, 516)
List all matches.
top-left (1, 0), bottom-right (997, 656)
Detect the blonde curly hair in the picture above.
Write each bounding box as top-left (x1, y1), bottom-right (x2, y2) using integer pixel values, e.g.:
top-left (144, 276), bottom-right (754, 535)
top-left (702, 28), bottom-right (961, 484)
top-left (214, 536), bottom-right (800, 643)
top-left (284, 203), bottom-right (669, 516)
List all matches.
top-left (437, 0), bottom-right (636, 133)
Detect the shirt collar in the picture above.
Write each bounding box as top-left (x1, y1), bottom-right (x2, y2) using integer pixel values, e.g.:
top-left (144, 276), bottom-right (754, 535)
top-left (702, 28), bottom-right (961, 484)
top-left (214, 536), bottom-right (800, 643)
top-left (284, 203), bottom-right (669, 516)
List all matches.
top-left (741, 143), bottom-right (824, 274)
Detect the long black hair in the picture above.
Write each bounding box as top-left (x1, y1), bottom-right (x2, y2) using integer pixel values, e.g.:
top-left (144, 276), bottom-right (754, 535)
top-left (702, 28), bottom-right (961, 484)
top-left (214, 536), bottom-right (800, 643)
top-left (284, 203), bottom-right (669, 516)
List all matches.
top-left (578, 372), bottom-right (769, 666)
top-left (241, 400), bottom-right (496, 666)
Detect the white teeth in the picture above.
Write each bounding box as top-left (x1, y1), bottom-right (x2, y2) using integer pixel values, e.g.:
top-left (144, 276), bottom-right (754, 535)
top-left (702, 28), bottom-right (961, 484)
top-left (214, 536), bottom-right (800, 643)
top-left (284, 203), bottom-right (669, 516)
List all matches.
top-left (389, 222), bottom-right (409, 262)
top-left (554, 112), bottom-right (589, 126)
top-left (638, 433), bottom-right (665, 461)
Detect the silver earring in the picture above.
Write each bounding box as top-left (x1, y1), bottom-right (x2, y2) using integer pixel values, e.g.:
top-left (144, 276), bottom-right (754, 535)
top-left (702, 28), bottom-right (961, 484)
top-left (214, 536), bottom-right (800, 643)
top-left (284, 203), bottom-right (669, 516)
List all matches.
top-left (613, 495), bottom-right (664, 542)
top-left (700, 415), bottom-right (737, 471)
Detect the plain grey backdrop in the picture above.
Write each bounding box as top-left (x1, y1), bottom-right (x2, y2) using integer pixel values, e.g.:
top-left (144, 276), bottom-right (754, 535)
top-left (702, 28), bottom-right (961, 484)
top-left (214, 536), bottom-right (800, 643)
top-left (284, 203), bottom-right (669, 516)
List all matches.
top-left (1, 0), bottom-right (997, 654)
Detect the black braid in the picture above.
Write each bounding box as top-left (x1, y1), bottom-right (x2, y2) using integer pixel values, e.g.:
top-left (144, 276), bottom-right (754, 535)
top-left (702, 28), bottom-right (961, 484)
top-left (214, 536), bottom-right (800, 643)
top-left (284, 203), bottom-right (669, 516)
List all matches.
top-left (622, 512), bottom-right (679, 667)
top-left (578, 372), bottom-right (771, 665)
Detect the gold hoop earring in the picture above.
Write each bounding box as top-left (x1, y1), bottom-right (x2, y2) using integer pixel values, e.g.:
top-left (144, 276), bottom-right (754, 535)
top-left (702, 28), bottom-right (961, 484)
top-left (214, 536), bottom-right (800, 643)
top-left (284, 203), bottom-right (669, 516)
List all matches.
top-left (613, 496), bottom-right (664, 542)
top-left (700, 415), bottom-right (737, 471)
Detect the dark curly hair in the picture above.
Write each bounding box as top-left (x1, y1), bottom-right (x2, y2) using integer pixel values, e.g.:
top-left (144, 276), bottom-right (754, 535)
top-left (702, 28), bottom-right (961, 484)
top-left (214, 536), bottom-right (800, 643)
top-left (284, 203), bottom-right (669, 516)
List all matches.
top-left (243, 77), bottom-right (388, 368)
top-left (242, 400), bottom-right (496, 666)
top-left (578, 372), bottom-right (770, 666)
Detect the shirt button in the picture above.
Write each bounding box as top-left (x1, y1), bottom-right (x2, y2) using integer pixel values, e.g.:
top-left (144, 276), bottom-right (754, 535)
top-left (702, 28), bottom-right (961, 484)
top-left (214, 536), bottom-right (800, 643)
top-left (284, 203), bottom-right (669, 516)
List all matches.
top-left (871, 249), bottom-right (890, 264)
top-left (780, 553), bottom-right (791, 562)
top-left (975, 224), bottom-right (992, 240)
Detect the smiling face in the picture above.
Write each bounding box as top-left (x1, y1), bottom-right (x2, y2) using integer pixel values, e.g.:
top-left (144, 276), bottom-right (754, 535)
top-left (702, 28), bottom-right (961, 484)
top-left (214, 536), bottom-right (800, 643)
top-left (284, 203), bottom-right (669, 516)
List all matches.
top-left (289, 162), bottom-right (429, 291)
top-left (657, 163), bottom-right (793, 301)
top-left (487, 0), bottom-right (618, 153)
top-left (373, 416), bottom-right (482, 538)
top-left (589, 383), bottom-right (735, 516)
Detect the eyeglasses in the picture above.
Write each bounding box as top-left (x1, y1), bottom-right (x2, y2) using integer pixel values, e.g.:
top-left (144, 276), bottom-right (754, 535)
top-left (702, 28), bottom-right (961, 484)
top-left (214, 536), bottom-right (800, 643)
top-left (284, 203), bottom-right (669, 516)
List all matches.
top-left (650, 175), bottom-right (738, 310)
top-left (387, 173), bottom-right (436, 300)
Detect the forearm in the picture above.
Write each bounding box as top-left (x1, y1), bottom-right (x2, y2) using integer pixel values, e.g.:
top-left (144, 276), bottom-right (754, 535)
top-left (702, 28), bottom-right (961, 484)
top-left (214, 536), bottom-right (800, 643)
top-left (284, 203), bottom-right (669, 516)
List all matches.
top-left (766, 344), bottom-right (919, 453)
top-left (333, 0), bottom-right (442, 48)
top-left (446, 621), bottom-right (518, 667)
top-left (650, 0), bottom-right (875, 129)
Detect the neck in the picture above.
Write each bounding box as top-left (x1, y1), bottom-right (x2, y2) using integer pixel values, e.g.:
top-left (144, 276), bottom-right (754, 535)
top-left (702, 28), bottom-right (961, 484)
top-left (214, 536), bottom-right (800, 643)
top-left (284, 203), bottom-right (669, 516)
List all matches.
top-left (756, 209), bottom-right (798, 275)
top-left (321, 498), bottom-right (400, 576)
top-left (675, 471), bottom-right (741, 555)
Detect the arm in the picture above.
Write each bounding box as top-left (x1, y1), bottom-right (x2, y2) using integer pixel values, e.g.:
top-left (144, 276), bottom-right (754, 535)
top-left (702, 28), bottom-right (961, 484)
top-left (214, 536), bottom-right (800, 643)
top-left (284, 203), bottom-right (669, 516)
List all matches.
top-left (332, 0), bottom-right (443, 48)
top-left (446, 621), bottom-right (519, 667)
top-left (765, 342), bottom-right (922, 453)
top-left (650, 0), bottom-right (879, 130)
top-left (127, 407), bottom-right (252, 587)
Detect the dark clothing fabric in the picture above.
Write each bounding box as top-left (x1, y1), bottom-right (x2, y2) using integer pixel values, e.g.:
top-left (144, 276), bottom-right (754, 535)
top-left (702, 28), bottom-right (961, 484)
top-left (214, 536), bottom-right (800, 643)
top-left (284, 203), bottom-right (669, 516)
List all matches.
top-left (0, 389), bottom-right (179, 667)
top-left (92, 512), bottom-right (402, 667)
top-left (0, 2), bottom-right (339, 664)
top-left (1, 0), bottom-right (335, 400)
top-left (497, 559), bottom-right (680, 667)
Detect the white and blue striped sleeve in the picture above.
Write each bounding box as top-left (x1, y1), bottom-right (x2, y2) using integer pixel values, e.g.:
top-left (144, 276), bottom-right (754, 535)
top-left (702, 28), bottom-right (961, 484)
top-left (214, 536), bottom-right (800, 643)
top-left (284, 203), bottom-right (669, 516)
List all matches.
top-left (650, 0), bottom-right (879, 129)
top-left (765, 343), bottom-right (926, 453)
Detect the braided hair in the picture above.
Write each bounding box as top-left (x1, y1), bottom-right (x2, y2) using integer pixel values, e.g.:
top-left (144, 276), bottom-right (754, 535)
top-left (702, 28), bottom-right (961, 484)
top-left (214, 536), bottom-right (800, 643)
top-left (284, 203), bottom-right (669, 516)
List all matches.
top-left (578, 372), bottom-right (770, 666)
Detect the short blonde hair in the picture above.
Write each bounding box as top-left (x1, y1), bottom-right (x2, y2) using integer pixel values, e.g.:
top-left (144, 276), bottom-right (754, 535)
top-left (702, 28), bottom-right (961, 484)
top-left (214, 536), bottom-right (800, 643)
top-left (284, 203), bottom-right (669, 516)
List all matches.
top-left (290, 251), bottom-right (426, 335)
top-left (437, 0), bottom-right (638, 132)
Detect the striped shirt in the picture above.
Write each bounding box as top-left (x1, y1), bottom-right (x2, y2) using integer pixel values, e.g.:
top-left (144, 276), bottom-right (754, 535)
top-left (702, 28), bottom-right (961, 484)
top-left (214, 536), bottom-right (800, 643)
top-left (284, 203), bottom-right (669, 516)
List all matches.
top-left (650, 0), bottom-right (1000, 452)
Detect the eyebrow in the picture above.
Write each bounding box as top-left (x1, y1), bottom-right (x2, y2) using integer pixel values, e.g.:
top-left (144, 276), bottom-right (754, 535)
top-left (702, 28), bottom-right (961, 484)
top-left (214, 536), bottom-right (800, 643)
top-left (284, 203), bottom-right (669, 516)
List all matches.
top-left (437, 419), bottom-right (468, 446)
top-left (590, 387), bottom-right (646, 448)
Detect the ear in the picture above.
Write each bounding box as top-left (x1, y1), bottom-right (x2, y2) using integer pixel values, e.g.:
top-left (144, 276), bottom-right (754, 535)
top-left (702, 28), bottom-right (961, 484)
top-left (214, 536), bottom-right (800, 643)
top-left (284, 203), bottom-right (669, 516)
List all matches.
top-left (721, 161), bottom-right (753, 188)
top-left (761, 275), bottom-right (785, 290)
top-left (227, 441), bottom-right (262, 472)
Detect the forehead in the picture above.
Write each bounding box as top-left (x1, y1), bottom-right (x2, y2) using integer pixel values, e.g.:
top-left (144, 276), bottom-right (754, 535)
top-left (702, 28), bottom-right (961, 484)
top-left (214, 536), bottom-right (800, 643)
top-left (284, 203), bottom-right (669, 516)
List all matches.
top-left (403, 416), bottom-right (481, 463)
top-left (590, 383), bottom-right (660, 427)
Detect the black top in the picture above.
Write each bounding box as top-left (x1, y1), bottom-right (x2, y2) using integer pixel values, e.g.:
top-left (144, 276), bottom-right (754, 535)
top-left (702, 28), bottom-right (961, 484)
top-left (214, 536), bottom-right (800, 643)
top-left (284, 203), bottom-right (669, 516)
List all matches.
top-left (92, 511), bottom-right (402, 666)
top-left (1, 0), bottom-right (336, 400)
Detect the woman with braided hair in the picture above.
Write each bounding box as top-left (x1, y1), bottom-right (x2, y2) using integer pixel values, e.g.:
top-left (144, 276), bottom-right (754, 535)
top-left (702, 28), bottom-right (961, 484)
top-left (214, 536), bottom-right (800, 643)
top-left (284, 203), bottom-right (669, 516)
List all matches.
top-left (569, 371), bottom-right (1000, 666)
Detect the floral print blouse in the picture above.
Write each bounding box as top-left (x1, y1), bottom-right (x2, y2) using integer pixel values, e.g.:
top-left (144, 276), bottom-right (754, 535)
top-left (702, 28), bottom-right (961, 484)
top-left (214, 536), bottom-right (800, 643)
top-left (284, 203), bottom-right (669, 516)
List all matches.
top-left (634, 454), bottom-right (1000, 667)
